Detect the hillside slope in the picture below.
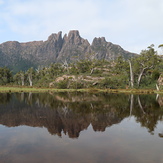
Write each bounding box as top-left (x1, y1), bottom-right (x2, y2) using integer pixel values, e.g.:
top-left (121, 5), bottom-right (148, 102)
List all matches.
top-left (0, 30), bottom-right (137, 72)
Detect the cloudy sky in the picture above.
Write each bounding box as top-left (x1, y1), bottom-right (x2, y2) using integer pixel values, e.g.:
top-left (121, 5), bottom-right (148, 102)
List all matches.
top-left (0, 0), bottom-right (163, 54)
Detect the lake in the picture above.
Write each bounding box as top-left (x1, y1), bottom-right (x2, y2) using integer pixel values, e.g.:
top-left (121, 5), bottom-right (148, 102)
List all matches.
top-left (0, 92), bottom-right (163, 163)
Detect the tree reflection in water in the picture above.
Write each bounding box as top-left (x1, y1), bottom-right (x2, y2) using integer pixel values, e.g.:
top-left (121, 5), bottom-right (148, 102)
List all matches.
top-left (0, 92), bottom-right (163, 138)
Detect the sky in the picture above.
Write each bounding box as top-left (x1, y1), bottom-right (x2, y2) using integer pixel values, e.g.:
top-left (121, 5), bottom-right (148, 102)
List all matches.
top-left (0, 0), bottom-right (163, 54)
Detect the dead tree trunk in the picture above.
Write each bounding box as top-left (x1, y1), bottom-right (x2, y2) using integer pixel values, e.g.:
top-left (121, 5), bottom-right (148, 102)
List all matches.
top-left (129, 94), bottom-right (134, 117)
top-left (128, 60), bottom-right (134, 88)
top-left (20, 73), bottom-right (25, 86)
top-left (28, 74), bottom-right (32, 86)
top-left (156, 84), bottom-right (160, 91)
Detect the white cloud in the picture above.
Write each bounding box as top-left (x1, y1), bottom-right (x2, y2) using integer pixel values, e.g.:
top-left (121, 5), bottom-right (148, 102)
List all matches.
top-left (2, 0), bottom-right (100, 41)
top-left (0, 0), bottom-right (163, 53)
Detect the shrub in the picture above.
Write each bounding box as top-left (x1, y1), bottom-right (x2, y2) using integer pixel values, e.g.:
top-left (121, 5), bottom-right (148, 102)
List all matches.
top-left (56, 80), bottom-right (69, 89)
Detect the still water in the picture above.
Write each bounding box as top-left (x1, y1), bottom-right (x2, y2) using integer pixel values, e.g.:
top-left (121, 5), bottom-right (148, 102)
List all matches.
top-left (0, 92), bottom-right (163, 163)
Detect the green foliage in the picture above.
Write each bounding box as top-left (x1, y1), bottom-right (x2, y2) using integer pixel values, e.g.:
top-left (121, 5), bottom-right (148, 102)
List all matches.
top-left (99, 75), bottom-right (129, 89)
top-left (69, 81), bottom-right (85, 89)
top-left (76, 60), bottom-right (91, 73)
top-left (69, 64), bottom-right (79, 75)
top-left (114, 56), bottom-right (129, 75)
top-left (0, 67), bottom-right (13, 85)
top-left (9, 58), bottom-right (35, 74)
top-left (0, 44), bottom-right (162, 89)
top-left (151, 70), bottom-right (160, 80)
top-left (130, 44), bottom-right (162, 87)
top-left (13, 71), bottom-right (26, 85)
top-left (35, 77), bottom-right (50, 87)
top-left (158, 44), bottom-right (163, 48)
top-left (56, 80), bottom-right (69, 89)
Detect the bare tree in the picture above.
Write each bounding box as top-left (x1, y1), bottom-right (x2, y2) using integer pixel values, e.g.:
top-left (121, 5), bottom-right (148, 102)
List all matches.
top-left (128, 60), bottom-right (134, 88)
top-left (62, 60), bottom-right (69, 74)
top-left (20, 72), bottom-right (25, 86)
top-left (129, 94), bottom-right (134, 118)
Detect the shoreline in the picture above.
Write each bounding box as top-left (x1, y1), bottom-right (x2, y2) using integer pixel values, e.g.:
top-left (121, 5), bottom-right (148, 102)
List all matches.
top-left (0, 86), bottom-right (162, 94)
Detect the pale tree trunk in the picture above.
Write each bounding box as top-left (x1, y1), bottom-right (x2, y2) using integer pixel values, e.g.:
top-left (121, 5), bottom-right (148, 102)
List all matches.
top-left (28, 74), bottom-right (32, 86)
top-left (36, 98), bottom-right (40, 106)
top-left (20, 73), bottom-right (24, 86)
top-left (137, 68), bottom-right (147, 87)
top-left (90, 68), bottom-right (94, 75)
top-left (137, 95), bottom-right (145, 114)
top-left (62, 60), bottom-right (69, 74)
top-left (156, 94), bottom-right (159, 101)
top-left (156, 84), bottom-right (160, 91)
top-left (21, 92), bottom-right (24, 101)
top-left (128, 60), bottom-right (134, 88)
top-left (129, 94), bottom-right (134, 118)
top-left (137, 65), bottom-right (153, 87)
top-left (28, 92), bottom-right (32, 104)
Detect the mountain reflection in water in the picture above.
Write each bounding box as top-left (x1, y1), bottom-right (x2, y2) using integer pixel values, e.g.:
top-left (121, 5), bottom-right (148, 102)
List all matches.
top-left (0, 92), bottom-right (163, 139)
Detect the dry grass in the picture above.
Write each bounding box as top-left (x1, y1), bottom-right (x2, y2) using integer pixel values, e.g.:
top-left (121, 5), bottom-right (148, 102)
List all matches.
top-left (0, 86), bottom-right (163, 94)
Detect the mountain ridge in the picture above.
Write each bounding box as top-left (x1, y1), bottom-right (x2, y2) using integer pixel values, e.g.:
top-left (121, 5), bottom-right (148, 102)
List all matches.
top-left (0, 30), bottom-right (137, 72)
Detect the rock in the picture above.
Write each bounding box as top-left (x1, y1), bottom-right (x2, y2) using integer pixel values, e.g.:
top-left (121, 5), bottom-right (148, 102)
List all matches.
top-left (0, 30), bottom-right (137, 72)
top-left (49, 82), bottom-right (54, 88)
top-left (55, 76), bottom-right (65, 82)
top-left (55, 75), bottom-right (76, 83)
top-left (158, 75), bottom-right (163, 86)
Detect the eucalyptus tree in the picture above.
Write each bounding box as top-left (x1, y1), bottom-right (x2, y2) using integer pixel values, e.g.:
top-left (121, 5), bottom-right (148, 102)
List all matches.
top-left (13, 71), bottom-right (25, 86)
top-left (114, 45), bottom-right (161, 88)
top-left (134, 45), bottom-right (160, 87)
top-left (113, 56), bottom-right (130, 87)
top-left (128, 45), bottom-right (161, 88)
top-left (48, 63), bottom-right (64, 77)
top-left (26, 67), bottom-right (35, 86)
top-left (0, 67), bottom-right (13, 85)
top-left (128, 60), bottom-right (134, 88)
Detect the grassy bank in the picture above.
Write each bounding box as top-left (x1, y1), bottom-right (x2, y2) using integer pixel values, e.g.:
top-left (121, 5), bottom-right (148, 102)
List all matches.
top-left (0, 86), bottom-right (163, 94)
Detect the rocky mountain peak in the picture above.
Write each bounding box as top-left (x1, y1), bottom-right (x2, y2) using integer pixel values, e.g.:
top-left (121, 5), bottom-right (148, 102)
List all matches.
top-left (64, 30), bottom-right (82, 44)
top-left (47, 31), bottom-right (63, 42)
top-left (92, 37), bottom-right (107, 46)
top-left (0, 30), bottom-right (137, 72)
top-left (68, 30), bottom-right (80, 38)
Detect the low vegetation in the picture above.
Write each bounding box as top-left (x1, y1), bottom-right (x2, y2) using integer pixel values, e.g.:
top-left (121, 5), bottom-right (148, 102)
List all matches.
top-left (0, 45), bottom-right (163, 91)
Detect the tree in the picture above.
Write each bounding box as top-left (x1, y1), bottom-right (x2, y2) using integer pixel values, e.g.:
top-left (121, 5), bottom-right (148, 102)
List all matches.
top-left (0, 67), bottom-right (13, 85)
top-left (113, 56), bottom-right (130, 88)
top-left (133, 45), bottom-right (160, 87)
top-left (61, 60), bottom-right (70, 74)
top-left (128, 60), bottom-right (134, 88)
top-left (26, 67), bottom-right (35, 86)
top-left (76, 60), bottom-right (91, 73)
top-left (158, 44), bottom-right (163, 48)
top-left (19, 71), bottom-right (25, 86)
top-left (114, 56), bottom-right (130, 75)
top-left (14, 71), bottom-right (25, 86)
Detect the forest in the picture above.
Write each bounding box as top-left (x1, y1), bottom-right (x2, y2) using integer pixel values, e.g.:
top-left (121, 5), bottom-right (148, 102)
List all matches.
top-left (0, 45), bottom-right (163, 90)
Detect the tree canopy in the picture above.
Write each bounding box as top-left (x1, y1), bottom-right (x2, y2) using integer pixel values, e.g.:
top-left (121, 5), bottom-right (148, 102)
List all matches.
top-left (0, 45), bottom-right (162, 89)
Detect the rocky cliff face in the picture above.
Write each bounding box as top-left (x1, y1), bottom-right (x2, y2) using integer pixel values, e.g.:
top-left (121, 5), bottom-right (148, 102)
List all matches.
top-left (0, 30), bottom-right (136, 72)
top-left (91, 37), bottom-right (134, 60)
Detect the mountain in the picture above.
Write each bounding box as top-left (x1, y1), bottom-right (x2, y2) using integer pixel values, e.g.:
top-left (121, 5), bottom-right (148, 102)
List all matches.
top-left (0, 30), bottom-right (137, 72)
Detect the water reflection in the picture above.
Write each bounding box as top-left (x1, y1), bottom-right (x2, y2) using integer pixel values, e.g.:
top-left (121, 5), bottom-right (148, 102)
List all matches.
top-left (0, 92), bottom-right (163, 138)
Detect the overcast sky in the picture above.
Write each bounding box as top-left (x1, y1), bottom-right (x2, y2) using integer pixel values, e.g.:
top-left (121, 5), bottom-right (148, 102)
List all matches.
top-left (0, 0), bottom-right (163, 54)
